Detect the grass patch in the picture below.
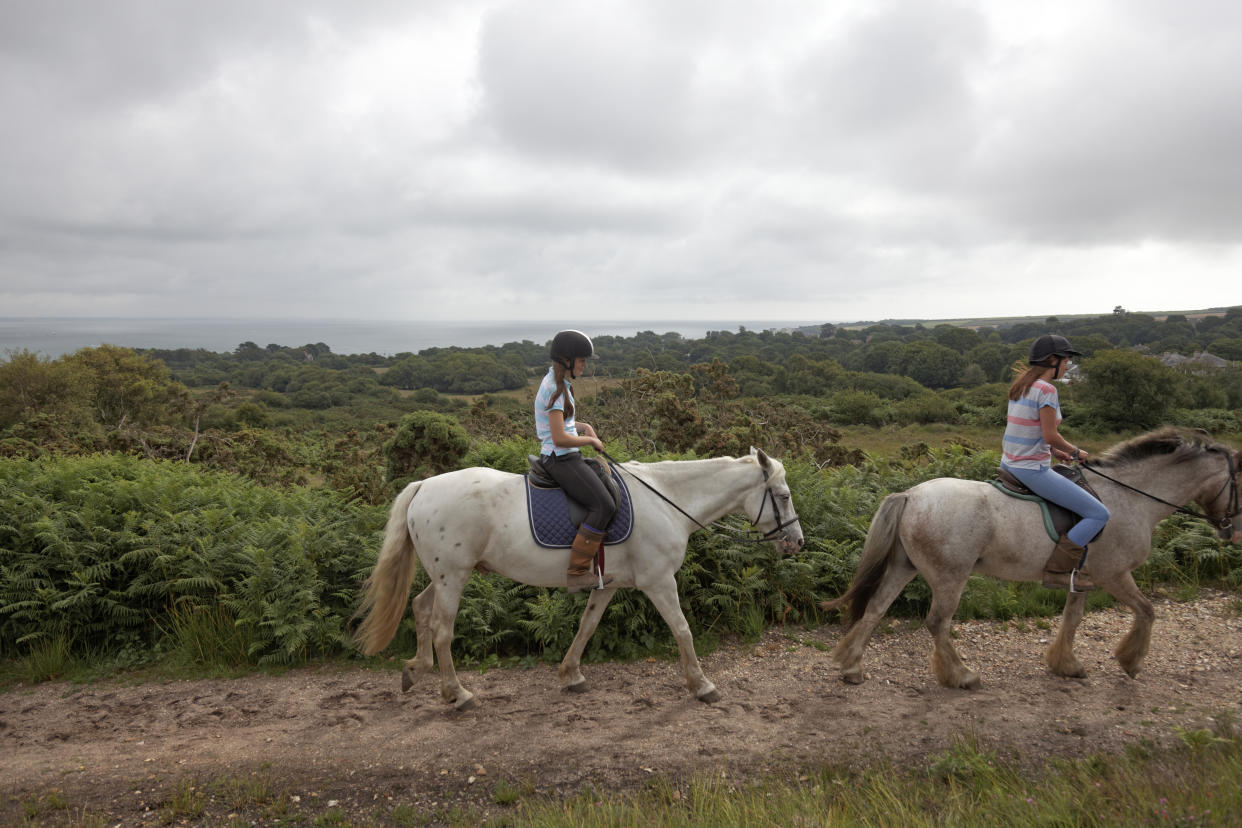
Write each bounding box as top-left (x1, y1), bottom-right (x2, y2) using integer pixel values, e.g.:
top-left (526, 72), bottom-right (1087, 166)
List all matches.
top-left (6, 725), bottom-right (1240, 826)
top-left (10, 636), bottom-right (75, 684)
top-left (513, 725), bottom-right (1242, 827)
top-left (160, 600), bottom-right (251, 670)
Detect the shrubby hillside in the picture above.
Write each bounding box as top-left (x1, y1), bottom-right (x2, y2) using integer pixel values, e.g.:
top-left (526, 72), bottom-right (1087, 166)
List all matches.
top-left (2, 307), bottom-right (1241, 676)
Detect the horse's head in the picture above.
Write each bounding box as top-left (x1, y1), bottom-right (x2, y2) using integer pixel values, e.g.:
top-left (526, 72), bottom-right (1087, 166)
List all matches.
top-left (747, 447), bottom-right (805, 555)
top-left (1198, 446), bottom-right (1242, 542)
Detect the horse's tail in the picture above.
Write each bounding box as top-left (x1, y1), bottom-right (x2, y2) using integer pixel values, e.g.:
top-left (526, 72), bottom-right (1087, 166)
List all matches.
top-left (353, 480), bottom-right (423, 656)
top-left (820, 492), bottom-right (908, 631)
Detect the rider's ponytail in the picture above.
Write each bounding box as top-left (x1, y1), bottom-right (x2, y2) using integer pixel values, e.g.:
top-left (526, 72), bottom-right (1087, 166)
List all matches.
top-left (546, 362), bottom-right (576, 420)
top-left (1008, 357), bottom-right (1055, 401)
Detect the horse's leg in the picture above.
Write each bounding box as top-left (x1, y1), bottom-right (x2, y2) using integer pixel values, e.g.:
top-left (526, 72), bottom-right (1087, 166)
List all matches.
top-left (1104, 572), bottom-right (1156, 678)
top-left (925, 577), bottom-right (980, 689)
top-left (429, 573), bottom-right (475, 710)
top-left (558, 587), bottom-right (617, 692)
top-left (642, 575), bottom-right (718, 702)
top-left (1045, 591), bottom-right (1088, 678)
top-left (832, 557), bottom-right (917, 685)
top-left (401, 584), bottom-right (437, 692)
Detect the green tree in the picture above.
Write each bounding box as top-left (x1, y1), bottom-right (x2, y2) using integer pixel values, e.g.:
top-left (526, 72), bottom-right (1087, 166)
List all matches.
top-left (66, 345), bottom-right (183, 428)
top-left (896, 341), bottom-right (965, 389)
top-left (1079, 350), bottom-right (1186, 431)
top-left (383, 411), bottom-right (470, 483)
top-left (1207, 338), bottom-right (1242, 361)
top-left (965, 344), bottom-right (1014, 383)
top-left (0, 350), bottom-right (87, 429)
top-left (933, 325), bottom-right (981, 354)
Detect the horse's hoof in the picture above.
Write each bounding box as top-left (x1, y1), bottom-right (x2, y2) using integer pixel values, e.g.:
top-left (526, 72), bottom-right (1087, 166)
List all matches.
top-left (401, 669), bottom-right (414, 693)
top-left (697, 688), bottom-right (720, 704)
top-left (961, 674), bottom-right (982, 690)
top-left (565, 681), bottom-right (589, 694)
top-left (841, 670), bottom-right (864, 685)
top-left (455, 695), bottom-right (477, 712)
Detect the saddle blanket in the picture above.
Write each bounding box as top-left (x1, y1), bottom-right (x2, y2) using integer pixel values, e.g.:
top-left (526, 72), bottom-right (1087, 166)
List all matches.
top-left (991, 464), bottom-right (1104, 542)
top-left (525, 466), bottom-right (635, 548)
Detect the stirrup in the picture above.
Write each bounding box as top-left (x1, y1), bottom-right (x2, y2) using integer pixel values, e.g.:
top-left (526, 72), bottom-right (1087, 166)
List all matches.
top-left (1069, 569), bottom-right (1091, 594)
top-left (567, 569), bottom-right (613, 593)
top-left (1042, 567), bottom-right (1095, 593)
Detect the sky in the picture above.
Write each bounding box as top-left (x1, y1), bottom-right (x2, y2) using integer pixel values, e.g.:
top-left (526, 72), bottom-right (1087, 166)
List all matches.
top-left (1, 0), bottom-right (1241, 325)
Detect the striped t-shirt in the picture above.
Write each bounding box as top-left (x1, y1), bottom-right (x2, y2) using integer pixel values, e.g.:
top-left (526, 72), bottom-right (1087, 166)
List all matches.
top-left (1001, 379), bottom-right (1061, 469)
top-left (534, 367), bottom-right (578, 456)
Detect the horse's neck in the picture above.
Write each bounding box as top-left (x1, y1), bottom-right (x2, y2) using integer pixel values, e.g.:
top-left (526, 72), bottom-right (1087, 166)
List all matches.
top-left (633, 456), bottom-right (757, 523)
top-left (1095, 454), bottom-right (1213, 516)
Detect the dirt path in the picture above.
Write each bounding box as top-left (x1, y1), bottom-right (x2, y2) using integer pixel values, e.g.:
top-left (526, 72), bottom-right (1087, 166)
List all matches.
top-left (2, 592), bottom-right (1240, 824)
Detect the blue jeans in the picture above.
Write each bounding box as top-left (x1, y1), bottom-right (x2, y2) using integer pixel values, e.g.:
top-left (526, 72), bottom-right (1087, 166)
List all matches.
top-left (1003, 464), bottom-right (1111, 547)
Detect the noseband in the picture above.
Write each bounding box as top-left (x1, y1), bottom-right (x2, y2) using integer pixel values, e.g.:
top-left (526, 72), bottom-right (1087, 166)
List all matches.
top-left (1082, 448), bottom-right (1240, 534)
top-left (749, 466), bottom-right (803, 544)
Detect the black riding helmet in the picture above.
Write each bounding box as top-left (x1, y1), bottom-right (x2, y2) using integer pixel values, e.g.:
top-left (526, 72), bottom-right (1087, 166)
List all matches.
top-left (1029, 334), bottom-right (1081, 365)
top-left (550, 330), bottom-right (594, 377)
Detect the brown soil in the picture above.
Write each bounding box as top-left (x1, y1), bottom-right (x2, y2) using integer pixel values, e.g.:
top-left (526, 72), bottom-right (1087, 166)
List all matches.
top-left (2, 591), bottom-right (1240, 825)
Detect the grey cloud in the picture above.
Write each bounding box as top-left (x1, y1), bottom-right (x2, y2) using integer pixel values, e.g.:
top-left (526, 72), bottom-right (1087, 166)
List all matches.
top-left (475, 0), bottom-right (695, 169)
top-left (789, 1), bottom-right (987, 187)
top-left (0, 0), bottom-right (1239, 323)
top-left (965, 5), bottom-right (1242, 244)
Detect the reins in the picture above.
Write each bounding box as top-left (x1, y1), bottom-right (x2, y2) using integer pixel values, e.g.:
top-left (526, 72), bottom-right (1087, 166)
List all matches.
top-left (1081, 448), bottom-right (1240, 533)
top-left (600, 450), bottom-right (800, 544)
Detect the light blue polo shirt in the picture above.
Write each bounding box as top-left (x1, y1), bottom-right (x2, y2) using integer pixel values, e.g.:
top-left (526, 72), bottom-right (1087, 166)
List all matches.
top-left (534, 367), bottom-right (579, 456)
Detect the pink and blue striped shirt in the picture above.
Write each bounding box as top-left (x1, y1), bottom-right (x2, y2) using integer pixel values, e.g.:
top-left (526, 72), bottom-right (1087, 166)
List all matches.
top-left (1001, 379), bottom-right (1061, 469)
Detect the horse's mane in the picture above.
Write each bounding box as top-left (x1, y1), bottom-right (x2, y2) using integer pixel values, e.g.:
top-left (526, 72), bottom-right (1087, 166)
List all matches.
top-left (1091, 426), bottom-right (1221, 468)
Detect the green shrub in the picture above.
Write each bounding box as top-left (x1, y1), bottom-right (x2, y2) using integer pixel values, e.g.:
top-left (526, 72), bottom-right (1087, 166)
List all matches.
top-left (383, 410), bottom-right (470, 484)
top-left (829, 390), bottom-right (888, 426)
top-left (0, 455), bottom-right (382, 664)
top-left (892, 394), bottom-right (960, 425)
top-left (1170, 407), bottom-right (1240, 434)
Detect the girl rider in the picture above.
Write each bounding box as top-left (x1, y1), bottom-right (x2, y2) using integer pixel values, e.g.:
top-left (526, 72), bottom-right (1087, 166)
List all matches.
top-left (1001, 334), bottom-right (1110, 592)
top-left (535, 330), bottom-right (616, 592)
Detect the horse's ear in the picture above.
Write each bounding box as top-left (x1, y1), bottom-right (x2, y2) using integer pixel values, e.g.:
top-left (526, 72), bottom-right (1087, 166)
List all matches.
top-left (751, 446), bottom-right (772, 468)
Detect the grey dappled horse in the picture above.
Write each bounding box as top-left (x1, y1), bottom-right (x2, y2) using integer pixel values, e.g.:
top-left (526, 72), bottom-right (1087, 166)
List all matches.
top-left (824, 428), bottom-right (1240, 689)
top-left (354, 449), bottom-right (804, 710)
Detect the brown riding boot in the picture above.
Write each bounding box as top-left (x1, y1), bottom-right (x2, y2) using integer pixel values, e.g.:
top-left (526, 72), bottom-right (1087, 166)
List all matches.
top-left (1042, 535), bottom-right (1095, 592)
top-left (567, 526), bottom-right (612, 593)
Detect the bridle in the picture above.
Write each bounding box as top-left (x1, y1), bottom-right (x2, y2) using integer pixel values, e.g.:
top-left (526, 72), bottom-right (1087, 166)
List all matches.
top-left (601, 451), bottom-right (801, 545)
top-left (1081, 447), bottom-right (1240, 534)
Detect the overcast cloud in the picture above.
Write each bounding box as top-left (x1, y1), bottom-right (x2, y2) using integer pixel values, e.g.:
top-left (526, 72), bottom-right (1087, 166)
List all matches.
top-left (1, 0), bottom-right (1240, 323)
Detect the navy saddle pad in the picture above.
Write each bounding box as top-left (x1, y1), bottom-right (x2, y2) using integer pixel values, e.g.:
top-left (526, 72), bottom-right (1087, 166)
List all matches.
top-left (525, 461), bottom-right (635, 549)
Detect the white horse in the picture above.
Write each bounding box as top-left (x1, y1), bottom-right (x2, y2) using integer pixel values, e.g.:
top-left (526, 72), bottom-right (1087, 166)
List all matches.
top-left (823, 427), bottom-right (1240, 689)
top-left (354, 448), bottom-right (804, 710)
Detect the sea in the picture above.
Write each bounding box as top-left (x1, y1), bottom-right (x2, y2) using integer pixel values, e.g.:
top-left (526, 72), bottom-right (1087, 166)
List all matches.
top-left (0, 318), bottom-right (821, 359)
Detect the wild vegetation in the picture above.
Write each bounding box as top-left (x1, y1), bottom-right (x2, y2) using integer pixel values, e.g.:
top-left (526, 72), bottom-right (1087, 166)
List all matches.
top-left (1, 307), bottom-right (1241, 680)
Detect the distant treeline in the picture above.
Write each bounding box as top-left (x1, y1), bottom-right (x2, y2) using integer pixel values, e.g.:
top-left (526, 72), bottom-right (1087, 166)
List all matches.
top-left (140, 308), bottom-right (1242, 396)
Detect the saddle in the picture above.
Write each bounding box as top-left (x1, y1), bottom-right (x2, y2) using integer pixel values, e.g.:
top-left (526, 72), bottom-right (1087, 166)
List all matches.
top-left (991, 464), bottom-right (1104, 542)
top-left (524, 455), bottom-right (635, 548)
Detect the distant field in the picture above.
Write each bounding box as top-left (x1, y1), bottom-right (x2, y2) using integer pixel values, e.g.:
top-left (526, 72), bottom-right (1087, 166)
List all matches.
top-left (821, 306), bottom-right (1230, 332)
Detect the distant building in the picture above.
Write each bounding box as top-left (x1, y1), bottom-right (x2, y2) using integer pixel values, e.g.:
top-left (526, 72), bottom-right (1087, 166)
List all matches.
top-left (1159, 351), bottom-right (1227, 370)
